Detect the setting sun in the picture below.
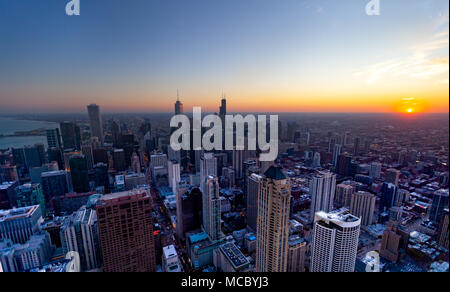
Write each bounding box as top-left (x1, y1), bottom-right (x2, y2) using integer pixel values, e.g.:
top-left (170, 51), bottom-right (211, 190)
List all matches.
top-left (407, 108), bottom-right (413, 113)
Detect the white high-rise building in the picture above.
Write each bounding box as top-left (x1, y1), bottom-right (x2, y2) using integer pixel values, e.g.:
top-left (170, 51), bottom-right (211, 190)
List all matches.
top-left (256, 166), bottom-right (291, 272)
top-left (200, 153), bottom-right (217, 192)
top-left (202, 176), bottom-right (221, 241)
top-left (309, 171), bottom-right (336, 222)
top-left (311, 209), bottom-right (361, 272)
top-left (168, 160), bottom-right (181, 193)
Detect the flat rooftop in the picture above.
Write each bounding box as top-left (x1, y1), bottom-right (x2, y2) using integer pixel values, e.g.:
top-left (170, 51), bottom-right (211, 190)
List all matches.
top-left (0, 205), bottom-right (39, 222)
top-left (220, 242), bottom-right (249, 270)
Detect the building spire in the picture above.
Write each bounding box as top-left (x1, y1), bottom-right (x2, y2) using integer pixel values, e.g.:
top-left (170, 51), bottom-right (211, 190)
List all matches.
top-left (177, 89), bottom-right (180, 101)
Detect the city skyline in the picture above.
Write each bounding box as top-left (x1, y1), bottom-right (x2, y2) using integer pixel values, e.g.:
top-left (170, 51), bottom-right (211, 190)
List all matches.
top-left (0, 0), bottom-right (448, 114)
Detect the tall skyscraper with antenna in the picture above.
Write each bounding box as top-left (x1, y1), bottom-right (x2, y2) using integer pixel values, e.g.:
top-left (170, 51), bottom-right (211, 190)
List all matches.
top-left (174, 90), bottom-right (183, 115)
top-left (219, 95), bottom-right (227, 116)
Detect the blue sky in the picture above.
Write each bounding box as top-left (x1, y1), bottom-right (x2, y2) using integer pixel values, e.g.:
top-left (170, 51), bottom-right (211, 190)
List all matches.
top-left (0, 0), bottom-right (448, 113)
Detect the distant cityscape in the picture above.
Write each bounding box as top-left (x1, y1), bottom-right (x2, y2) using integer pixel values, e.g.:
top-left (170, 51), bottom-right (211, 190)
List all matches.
top-left (0, 97), bottom-right (448, 272)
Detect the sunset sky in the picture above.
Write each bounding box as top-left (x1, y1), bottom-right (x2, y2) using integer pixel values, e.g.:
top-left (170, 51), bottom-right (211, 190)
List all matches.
top-left (0, 0), bottom-right (448, 113)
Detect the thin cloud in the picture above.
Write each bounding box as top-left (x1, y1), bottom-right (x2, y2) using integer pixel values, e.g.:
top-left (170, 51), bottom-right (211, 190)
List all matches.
top-left (354, 29), bottom-right (449, 84)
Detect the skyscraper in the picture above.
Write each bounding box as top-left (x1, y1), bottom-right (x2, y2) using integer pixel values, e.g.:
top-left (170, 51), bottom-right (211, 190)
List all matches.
top-left (60, 206), bottom-right (100, 271)
top-left (202, 176), bottom-right (221, 241)
top-left (200, 153), bottom-right (217, 191)
top-left (247, 173), bottom-right (262, 232)
top-left (287, 235), bottom-right (306, 272)
top-left (385, 168), bottom-right (400, 186)
top-left (0, 205), bottom-right (42, 244)
top-left (369, 162), bottom-right (382, 179)
top-left (60, 122), bottom-right (82, 150)
top-left (69, 155), bottom-right (90, 193)
top-left (309, 171), bottom-right (336, 222)
top-left (168, 160), bottom-right (181, 192)
top-left (332, 144), bottom-right (342, 167)
top-left (87, 104), bottom-right (104, 144)
top-left (335, 183), bottom-right (354, 208)
top-left (41, 170), bottom-right (70, 214)
top-left (219, 97), bottom-right (227, 116)
top-left (429, 189), bottom-right (449, 224)
top-left (46, 128), bottom-right (62, 149)
top-left (350, 191), bottom-right (376, 226)
top-left (176, 186), bottom-right (203, 240)
top-left (232, 148), bottom-right (244, 180)
top-left (174, 92), bottom-right (183, 115)
top-left (311, 209), bottom-right (361, 272)
top-left (96, 189), bottom-right (156, 272)
top-left (380, 183), bottom-right (398, 213)
top-left (256, 166), bottom-right (290, 272)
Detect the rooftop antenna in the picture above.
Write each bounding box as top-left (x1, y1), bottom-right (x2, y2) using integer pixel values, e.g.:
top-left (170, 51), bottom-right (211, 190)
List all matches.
top-left (177, 89), bottom-right (180, 101)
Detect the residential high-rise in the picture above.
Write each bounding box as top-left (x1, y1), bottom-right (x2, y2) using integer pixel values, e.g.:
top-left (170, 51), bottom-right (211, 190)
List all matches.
top-left (256, 166), bottom-right (290, 272)
top-left (41, 170), bottom-right (70, 214)
top-left (87, 104), bottom-right (104, 144)
top-left (69, 155), bottom-right (90, 193)
top-left (369, 162), bottom-right (382, 179)
top-left (176, 187), bottom-right (203, 240)
top-left (379, 183), bottom-right (398, 212)
top-left (309, 171), bottom-right (336, 222)
top-left (0, 181), bottom-right (18, 210)
top-left (109, 120), bottom-right (121, 146)
top-left (438, 209), bottom-right (449, 250)
top-left (380, 221), bottom-right (408, 262)
top-left (385, 168), bottom-right (400, 186)
top-left (232, 149), bottom-right (244, 180)
top-left (46, 128), bottom-right (62, 149)
top-left (350, 191), bottom-right (376, 226)
top-left (168, 160), bottom-right (181, 192)
top-left (311, 209), bottom-right (361, 272)
top-left (335, 183), bottom-right (354, 208)
top-left (312, 152), bottom-right (321, 168)
top-left (14, 183), bottom-right (46, 215)
top-left (60, 122), bottom-right (81, 150)
top-left (429, 189), bottom-right (449, 224)
top-left (0, 205), bottom-right (42, 244)
top-left (353, 137), bottom-right (360, 156)
top-left (202, 176), bottom-right (221, 241)
top-left (60, 206), bottom-right (100, 271)
top-left (287, 235), bottom-right (306, 272)
top-left (96, 189), bottom-right (156, 272)
top-left (247, 173), bottom-right (262, 232)
top-left (112, 149), bottom-right (127, 171)
top-left (200, 153), bottom-right (217, 191)
top-left (332, 144), bottom-right (342, 167)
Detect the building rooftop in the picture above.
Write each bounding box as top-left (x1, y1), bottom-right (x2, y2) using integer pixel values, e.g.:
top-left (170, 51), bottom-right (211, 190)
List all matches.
top-left (0, 205), bottom-right (40, 222)
top-left (264, 166), bottom-right (286, 180)
top-left (220, 242), bottom-right (249, 270)
top-left (0, 181), bottom-right (17, 190)
top-left (315, 208), bottom-right (361, 228)
top-left (163, 245), bottom-right (177, 259)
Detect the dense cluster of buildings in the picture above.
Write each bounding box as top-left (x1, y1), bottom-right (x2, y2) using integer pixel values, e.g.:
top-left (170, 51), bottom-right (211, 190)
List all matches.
top-left (0, 97), bottom-right (448, 272)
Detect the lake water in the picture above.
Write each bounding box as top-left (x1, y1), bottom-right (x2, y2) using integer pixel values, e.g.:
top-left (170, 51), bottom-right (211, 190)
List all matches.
top-left (0, 117), bottom-right (59, 149)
